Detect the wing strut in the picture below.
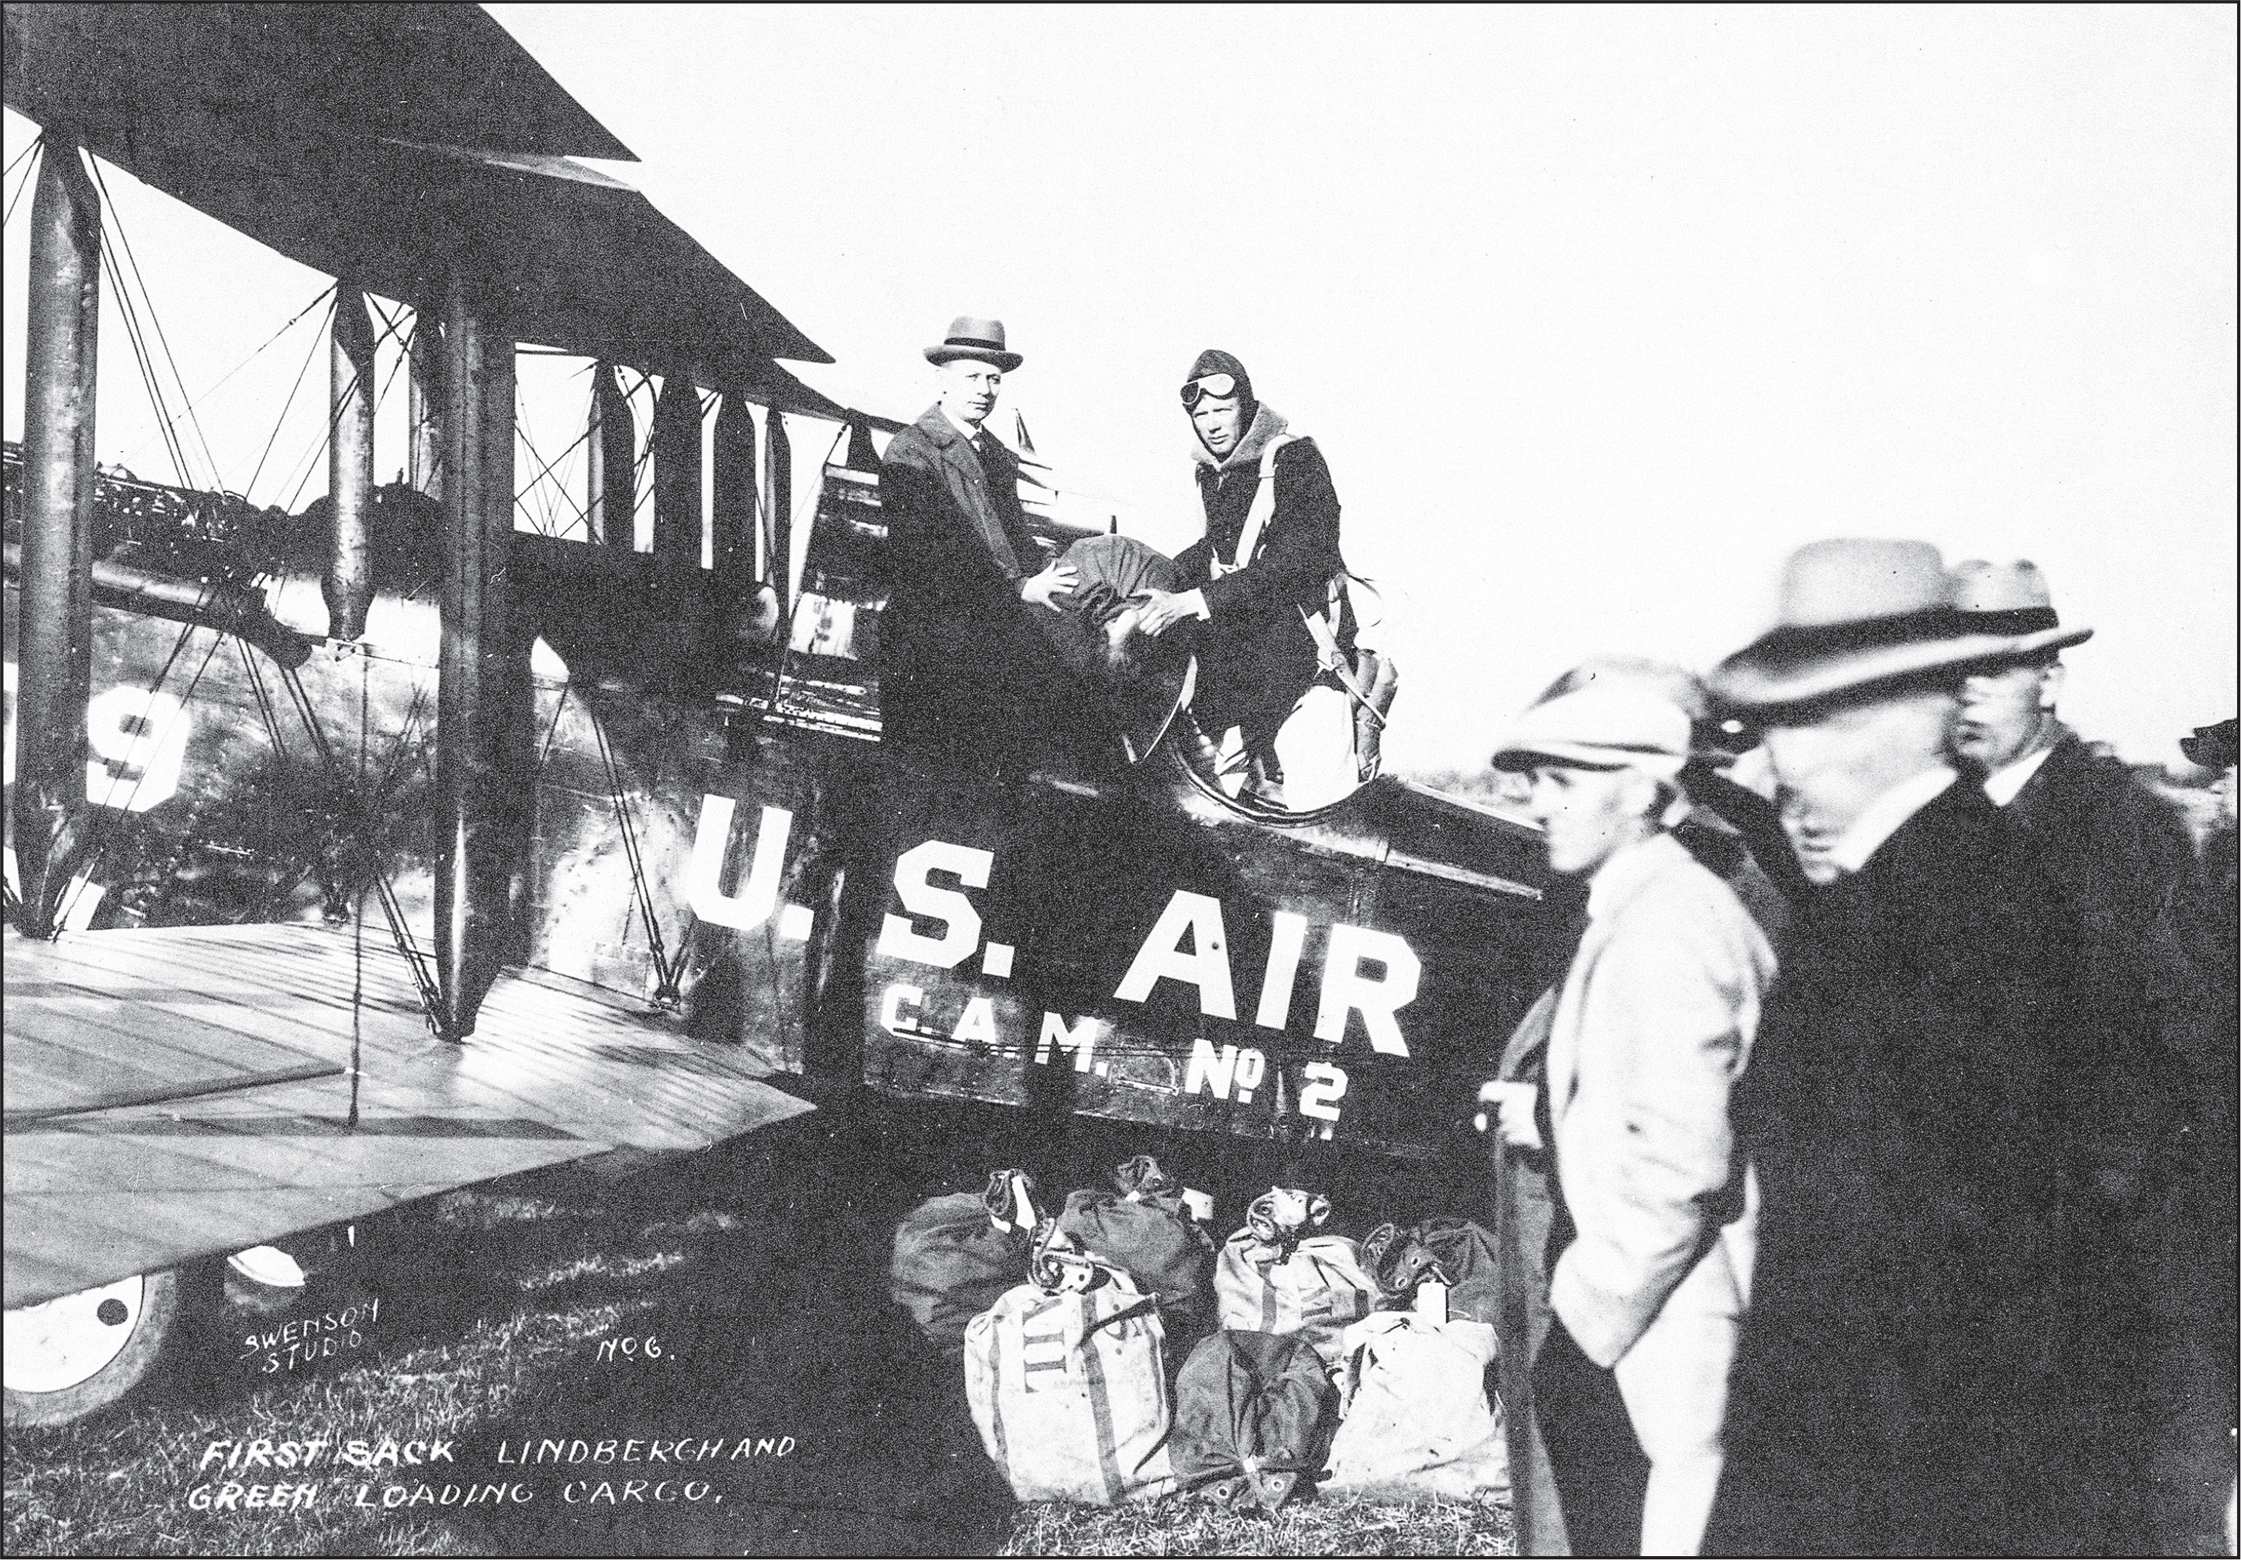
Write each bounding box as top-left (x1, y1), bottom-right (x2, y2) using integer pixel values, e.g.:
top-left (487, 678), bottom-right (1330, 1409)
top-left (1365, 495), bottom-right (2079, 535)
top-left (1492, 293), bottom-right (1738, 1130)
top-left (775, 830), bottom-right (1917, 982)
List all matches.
top-left (11, 136), bottom-right (100, 939)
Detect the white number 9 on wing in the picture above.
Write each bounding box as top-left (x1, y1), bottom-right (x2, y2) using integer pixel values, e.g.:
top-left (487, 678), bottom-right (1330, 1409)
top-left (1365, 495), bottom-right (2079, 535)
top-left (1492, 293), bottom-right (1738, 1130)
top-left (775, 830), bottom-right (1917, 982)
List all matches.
top-left (84, 686), bottom-right (190, 812)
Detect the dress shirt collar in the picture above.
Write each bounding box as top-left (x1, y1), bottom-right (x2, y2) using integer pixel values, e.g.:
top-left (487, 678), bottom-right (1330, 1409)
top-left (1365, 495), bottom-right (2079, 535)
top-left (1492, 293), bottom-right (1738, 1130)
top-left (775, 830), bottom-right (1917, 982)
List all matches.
top-left (940, 405), bottom-right (988, 447)
top-left (1983, 730), bottom-right (2062, 807)
top-left (1825, 764), bottom-right (1957, 876)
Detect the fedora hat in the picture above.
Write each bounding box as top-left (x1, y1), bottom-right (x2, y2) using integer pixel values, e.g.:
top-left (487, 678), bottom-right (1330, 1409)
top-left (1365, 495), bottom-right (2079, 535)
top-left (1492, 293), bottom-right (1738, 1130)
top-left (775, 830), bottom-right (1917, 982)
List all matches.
top-left (1947, 558), bottom-right (2093, 659)
top-left (924, 316), bottom-right (1021, 372)
top-left (2180, 717), bottom-right (2236, 771)
top-left (1492, 682), bottom-right (1691, 782)
top-left (1709, 539), bottom-right (2027, 712)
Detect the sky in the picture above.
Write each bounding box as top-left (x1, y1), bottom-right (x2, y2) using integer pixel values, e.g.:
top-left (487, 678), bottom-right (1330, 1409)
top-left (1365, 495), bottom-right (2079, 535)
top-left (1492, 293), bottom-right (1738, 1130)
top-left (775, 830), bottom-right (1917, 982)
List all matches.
top-left (5, 5), bottom-right (2234, 776)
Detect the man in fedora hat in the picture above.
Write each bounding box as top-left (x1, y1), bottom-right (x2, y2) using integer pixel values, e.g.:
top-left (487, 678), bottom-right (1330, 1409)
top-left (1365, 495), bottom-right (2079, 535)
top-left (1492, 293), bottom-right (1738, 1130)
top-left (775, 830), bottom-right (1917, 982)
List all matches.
top-left (1480, 681), bottom-right (1777, 1556)
top-left (1700, 538), bottom-right (2150, 1556)
top-left (878, 317), bottom-right (1082, 774)
top-left (1947, 559), bottom-right (2199, 924)
top-left (1950, 559), bottom-right (2227, 1551)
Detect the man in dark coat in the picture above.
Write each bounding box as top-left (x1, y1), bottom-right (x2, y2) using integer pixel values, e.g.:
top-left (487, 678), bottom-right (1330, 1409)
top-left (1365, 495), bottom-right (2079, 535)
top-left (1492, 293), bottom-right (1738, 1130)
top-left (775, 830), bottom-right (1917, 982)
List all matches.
top-left (1134, 350), bottom-right (1350, 791)
top-left (878, 317), bottom-right (1081, 776)
top-left (1947, 559), bottom-right (2223, 1551)
top-left (1702, 539), bottom-right (2130, 1557)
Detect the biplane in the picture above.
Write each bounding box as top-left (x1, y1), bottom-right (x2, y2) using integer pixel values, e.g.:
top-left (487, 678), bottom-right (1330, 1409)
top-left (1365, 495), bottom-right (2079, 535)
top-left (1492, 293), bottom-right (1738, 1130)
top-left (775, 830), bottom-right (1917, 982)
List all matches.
top-left (2, 3), bottom-right (1568, 1428)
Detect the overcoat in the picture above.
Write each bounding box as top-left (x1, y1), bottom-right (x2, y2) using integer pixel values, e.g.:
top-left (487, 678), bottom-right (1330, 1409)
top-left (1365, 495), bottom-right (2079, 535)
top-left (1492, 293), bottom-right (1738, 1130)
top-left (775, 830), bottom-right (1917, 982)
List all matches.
top-left (1997, 729), bottom-right (2224, 1549)
top-left (878, 406), bottom-right (1062, 770)
top-left (1172, 406), bottom-right (1346, 747)
top-left (1706, 778), bottom-right (2111, 1556)
top-left (1999, 730), bottom-right (2201, 1185)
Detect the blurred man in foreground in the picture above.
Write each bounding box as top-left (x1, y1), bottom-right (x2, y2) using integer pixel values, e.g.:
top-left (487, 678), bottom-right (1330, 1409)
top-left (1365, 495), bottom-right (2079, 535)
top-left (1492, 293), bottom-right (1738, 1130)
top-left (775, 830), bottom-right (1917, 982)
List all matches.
top-left (1702, 538), bottom-right (2146, 1555)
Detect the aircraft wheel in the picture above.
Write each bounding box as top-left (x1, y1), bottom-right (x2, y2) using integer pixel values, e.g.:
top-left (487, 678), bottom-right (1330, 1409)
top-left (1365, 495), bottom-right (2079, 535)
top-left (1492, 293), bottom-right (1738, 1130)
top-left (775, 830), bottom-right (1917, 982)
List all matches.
top-left (3, 1264), bottom-right (216, 1427)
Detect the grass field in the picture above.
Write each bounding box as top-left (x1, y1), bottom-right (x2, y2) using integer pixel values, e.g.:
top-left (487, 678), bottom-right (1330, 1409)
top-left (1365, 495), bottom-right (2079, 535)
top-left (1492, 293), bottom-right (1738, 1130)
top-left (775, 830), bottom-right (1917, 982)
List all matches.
top-left (4, 1100), bottom-right (1518, 1557)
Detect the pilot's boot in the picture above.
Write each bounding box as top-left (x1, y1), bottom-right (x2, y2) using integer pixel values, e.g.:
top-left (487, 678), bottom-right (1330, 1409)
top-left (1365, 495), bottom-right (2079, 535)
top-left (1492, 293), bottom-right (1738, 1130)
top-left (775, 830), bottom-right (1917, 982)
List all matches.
top-left (1211, 725), bottom-right (1254, 799)
top-left (1243, 748), bottom-right (1285, 808)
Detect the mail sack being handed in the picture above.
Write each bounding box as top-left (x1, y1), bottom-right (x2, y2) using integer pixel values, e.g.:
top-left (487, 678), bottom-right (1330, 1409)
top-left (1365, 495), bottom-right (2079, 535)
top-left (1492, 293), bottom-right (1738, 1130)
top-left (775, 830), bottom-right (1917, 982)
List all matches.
top-left (1322, 1312), bottom-right (1509, 1502)
top-left (1214, 1188), bottom-right (1375, 1367)
top-left (1055, 1156), bottom-right (1217, 1348)
top-left (890, 1169), bottom-right (1041, 1354)
top-left (964, 1227), bottom-right (1176, 1506)
top-left (1170, 1329), bottom-right (1339, 1513)
top-left (1359, 1216), bottom-right (1502, 1326)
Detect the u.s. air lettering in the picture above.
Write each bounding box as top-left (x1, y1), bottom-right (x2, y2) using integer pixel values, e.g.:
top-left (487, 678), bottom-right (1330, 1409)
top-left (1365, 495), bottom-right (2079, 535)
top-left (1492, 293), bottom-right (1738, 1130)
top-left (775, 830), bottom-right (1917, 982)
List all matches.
top-left (681, 802), bottom-right (1424, 1130)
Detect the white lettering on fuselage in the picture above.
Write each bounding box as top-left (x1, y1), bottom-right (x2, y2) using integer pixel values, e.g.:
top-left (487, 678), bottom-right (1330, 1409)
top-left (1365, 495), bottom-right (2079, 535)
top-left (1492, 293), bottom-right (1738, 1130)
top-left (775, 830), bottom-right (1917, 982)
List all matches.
top-left (867, 842), bottom-right (1419, 1057)
top-left (1113, 891), bottom-right (1235, 1019)
top-left (877, 841), bottom-right (992, 968)
top-left (683, 797), bottom-right (793, 930)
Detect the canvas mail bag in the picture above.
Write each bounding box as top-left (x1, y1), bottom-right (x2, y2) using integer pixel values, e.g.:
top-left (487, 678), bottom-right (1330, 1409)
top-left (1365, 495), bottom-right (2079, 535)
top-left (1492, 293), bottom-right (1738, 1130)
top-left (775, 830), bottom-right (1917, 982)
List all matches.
top-left (1054, 1157), bottom-right (1217, 1350)
top-left (1213, 1189), bottom-right (1375, 1367)
top-left (964, 1247), bottom-right (1177, 1506)
top-left (1169, 1329), bottom-right (1339, 1513)
top-left (1322, 1312), bottom-right (1510, 1502)
top-left (890, 1170), bottom-right (1040, 1354)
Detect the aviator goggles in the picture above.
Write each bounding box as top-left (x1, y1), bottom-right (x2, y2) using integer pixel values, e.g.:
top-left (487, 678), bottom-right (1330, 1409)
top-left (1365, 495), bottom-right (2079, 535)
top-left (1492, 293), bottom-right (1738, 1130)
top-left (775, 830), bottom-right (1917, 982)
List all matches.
top-left (1179, 372), bottom-right (1241, 409)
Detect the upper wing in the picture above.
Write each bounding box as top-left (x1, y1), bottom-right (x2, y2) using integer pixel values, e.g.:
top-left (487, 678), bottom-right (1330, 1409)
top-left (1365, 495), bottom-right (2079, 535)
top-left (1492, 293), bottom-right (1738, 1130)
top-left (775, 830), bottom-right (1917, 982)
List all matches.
top-left (1, 5), bottom-right (839, 397)
top-left (3, 923), bottom-right (813, 1308)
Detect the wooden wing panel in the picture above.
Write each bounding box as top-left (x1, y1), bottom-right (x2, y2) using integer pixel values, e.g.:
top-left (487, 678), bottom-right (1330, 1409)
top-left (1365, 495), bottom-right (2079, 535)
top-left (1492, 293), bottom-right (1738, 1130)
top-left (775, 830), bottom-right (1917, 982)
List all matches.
top-left (3, 925), bottom-right (813, 1308)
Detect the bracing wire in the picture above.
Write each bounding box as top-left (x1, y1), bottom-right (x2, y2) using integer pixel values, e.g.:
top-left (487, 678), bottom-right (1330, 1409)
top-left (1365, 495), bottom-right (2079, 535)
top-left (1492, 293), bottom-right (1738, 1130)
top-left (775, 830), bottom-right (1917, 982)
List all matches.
top-left (94, 232), bottom-right (194, 487)
top-left (513, 410), bottom-right (596, 540)
top-left (512, 392), bottom-right (560, 535)
top-left (275, 297), bottom-right (408, 516)
top-left (2, 132), bottom-right (42, 184)
top-left (273, 654), bottom-right (445, 1030)
top-left (116, 285), bottom-right (337, 476)
top-left (586, 702), bottom-right (681, 1005)
top-left (242, 294), bottom-right (335, 503)
top-left (349, 652), bottom-right (368, 1129)
top-left (1, 135), bottom-right (43, 231)
top-left (87, 158), bottom-right (223, 490)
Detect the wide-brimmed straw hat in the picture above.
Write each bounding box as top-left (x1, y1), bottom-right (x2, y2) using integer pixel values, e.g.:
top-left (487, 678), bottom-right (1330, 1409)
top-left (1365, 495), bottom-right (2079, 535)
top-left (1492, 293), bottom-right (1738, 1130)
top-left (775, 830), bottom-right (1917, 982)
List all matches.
top-left (1709, 539), bottom-right (2027, 712)
top-left (1492, 683), bottom-right (1690, 781)
top-left (924, 316), bottom-right (1021, 372)
top-left (1947, 558), bottom-right (2094, 659)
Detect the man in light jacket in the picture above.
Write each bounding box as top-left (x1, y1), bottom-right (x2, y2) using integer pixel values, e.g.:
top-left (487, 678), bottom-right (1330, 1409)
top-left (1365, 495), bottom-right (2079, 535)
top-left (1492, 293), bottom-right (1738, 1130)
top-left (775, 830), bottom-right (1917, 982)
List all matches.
top-left (1481, 682), bottom-right (1778, 1555)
